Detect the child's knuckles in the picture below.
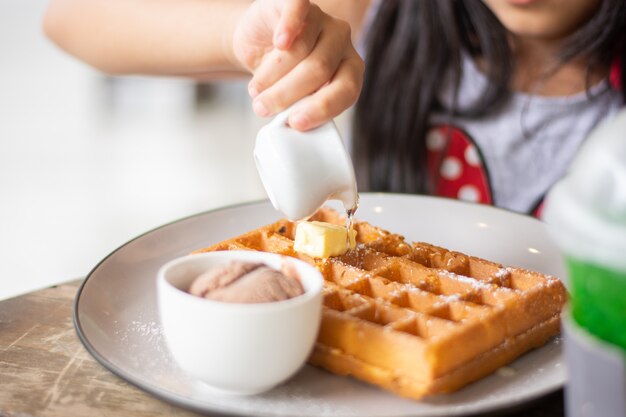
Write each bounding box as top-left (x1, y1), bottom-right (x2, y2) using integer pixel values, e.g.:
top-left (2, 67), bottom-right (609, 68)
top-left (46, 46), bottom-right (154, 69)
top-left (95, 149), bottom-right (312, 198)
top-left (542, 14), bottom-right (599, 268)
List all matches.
top-left (307, 57), bottom-right (335, 83)
top-left (312, 95), bottom-right (334, 118)
top-left (336, 20), bottom-right (352, 44)
top-left (237, 48), bottom-right (263, 70)
top-left (249, 79), bottom-right (266, 95)
top-left (262, 91), bottom-right (291, 113)
top-left (342, 78), bottom-right (361, 103)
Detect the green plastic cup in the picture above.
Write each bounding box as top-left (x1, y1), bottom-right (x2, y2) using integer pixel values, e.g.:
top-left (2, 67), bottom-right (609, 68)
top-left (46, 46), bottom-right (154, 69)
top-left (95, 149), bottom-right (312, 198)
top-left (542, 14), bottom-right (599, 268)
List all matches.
top-left (544, 109), bottom-right (626, 352)
top-left (566, 257), bottom-right (626, 350)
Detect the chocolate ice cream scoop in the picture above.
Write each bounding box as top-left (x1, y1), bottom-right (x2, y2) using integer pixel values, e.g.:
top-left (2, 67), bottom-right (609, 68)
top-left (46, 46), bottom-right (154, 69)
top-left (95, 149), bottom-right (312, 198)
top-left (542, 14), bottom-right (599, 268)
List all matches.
top-left (188, 260), bottom-right (304, 303)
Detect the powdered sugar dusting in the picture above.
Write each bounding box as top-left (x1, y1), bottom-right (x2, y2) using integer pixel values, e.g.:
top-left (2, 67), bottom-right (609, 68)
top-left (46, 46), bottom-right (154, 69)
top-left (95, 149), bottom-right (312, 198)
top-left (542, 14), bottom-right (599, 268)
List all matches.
top-left (495, 268), bottom-right (509, 278)
top-left (114, 313), bottom-right (177, 385)
top-left (192, 369), bottom-right (359, 416)
top-left (438, 294), bottom-right (461, 303)
top-left (438, 270), bottom-right (492, 289)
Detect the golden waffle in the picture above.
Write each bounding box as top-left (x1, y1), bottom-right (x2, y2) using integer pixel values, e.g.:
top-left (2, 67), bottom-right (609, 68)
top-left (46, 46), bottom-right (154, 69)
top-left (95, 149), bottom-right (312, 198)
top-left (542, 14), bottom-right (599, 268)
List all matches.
top-left (193, 207), bottom-right (567, 400)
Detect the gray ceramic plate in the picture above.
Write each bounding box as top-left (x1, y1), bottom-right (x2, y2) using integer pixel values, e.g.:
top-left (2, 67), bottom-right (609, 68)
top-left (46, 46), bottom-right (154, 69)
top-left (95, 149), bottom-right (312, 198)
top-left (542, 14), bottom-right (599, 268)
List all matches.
top-left (75, 193), bottom-right (566, 417)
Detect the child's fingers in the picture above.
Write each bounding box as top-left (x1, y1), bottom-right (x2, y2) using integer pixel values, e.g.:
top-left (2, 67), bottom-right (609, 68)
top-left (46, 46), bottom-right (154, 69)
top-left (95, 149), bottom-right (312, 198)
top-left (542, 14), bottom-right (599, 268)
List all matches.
top-left (287, 55), bottom-right (364, 131)
top-left (252, 19), bottom-right (352, 116)
top-left (274, 0), bottom-right (311, 50)
top-left (249, 14), bottom-right (323, 97)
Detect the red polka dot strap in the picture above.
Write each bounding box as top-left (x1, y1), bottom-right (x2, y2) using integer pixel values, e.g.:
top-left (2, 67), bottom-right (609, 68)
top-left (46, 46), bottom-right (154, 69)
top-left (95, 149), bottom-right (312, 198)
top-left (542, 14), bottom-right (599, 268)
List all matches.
top-left (610, 55), bottom-right (622, 91)
top-left (426, 125), bottom-right (493, 205)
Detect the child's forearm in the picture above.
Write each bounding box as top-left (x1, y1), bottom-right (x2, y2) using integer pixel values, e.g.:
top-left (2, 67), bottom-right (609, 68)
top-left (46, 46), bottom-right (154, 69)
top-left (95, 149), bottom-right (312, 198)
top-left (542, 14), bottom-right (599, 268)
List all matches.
top-left (44, 0), bottom-right (369, 130)
top-left (43, 0), bottom-right (251, 77)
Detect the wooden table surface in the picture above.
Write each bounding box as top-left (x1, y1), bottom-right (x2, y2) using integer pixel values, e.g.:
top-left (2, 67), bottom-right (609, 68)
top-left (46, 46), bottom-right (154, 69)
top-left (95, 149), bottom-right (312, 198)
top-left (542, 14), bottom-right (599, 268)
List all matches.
top-left (0, 280), bottom-right (565, 417)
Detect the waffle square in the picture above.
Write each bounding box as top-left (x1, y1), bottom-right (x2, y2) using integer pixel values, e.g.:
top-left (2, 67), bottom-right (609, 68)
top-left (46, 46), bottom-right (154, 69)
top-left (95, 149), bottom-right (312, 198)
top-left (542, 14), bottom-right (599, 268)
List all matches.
top-left (193, 207), bottom-right (567, 399)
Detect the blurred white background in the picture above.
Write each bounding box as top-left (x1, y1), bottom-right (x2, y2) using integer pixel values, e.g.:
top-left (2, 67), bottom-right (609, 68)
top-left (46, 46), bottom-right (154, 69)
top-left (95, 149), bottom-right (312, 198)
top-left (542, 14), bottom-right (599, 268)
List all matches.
top-left (0, 0), bottom-right (270, 300)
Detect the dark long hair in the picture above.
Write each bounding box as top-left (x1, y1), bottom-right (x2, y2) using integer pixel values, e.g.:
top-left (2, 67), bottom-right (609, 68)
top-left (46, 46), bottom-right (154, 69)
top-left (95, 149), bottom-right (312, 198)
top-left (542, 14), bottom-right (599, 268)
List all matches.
top-left (353, 0), bottom-right (626, 193)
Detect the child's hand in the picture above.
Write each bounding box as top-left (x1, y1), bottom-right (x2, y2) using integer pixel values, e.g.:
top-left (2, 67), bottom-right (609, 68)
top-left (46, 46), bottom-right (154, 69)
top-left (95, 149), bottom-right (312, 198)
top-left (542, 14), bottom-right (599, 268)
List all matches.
top-left (233, 0), bottom-right (364, 130)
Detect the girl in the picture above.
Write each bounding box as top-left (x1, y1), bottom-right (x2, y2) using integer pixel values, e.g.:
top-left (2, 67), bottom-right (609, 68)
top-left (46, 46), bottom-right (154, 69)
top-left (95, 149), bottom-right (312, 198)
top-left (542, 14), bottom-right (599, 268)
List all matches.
top-left (355, 1), bottom-right (625, 216)
top-left (43, 0), bottom-right (626, 216)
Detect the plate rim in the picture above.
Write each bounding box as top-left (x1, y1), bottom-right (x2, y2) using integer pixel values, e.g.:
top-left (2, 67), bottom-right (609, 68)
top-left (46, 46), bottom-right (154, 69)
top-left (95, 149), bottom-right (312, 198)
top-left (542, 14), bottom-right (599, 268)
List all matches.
top-left (73, 193), bottom-right (564, 417)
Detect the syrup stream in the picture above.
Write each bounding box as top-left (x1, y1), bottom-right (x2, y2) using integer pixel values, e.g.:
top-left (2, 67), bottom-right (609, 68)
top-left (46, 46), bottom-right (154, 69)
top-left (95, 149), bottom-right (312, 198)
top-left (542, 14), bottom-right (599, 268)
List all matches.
top-left (345, 196), bottom-right (359, 248)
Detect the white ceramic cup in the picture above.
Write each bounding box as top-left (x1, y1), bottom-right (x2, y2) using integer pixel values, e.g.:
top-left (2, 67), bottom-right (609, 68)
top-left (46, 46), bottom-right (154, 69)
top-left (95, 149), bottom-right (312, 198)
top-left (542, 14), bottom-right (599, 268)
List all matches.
top-left (157, 251), bottom-right (324, 395)
top-left (563, 313), bottom-right (626, 417)
top-left (254, 105), bottom-right (358, 220)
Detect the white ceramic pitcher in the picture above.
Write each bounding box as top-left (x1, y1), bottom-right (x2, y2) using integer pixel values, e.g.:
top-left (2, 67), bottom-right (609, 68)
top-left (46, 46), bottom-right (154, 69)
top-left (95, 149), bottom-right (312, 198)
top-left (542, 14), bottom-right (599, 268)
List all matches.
top-left (254, 106), bottom-right (358, 220)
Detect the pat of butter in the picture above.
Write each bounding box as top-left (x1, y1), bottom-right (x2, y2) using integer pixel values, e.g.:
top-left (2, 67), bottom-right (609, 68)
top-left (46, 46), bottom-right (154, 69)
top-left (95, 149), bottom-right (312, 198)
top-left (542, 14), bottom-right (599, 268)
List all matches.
top-left (294, 221), bottom-right (357, 258)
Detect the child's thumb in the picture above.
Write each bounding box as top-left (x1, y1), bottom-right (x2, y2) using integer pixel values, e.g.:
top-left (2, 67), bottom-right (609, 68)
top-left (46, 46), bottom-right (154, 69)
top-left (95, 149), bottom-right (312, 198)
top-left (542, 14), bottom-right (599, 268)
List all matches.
top-left (273, 0), bottom-right (310, 50)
